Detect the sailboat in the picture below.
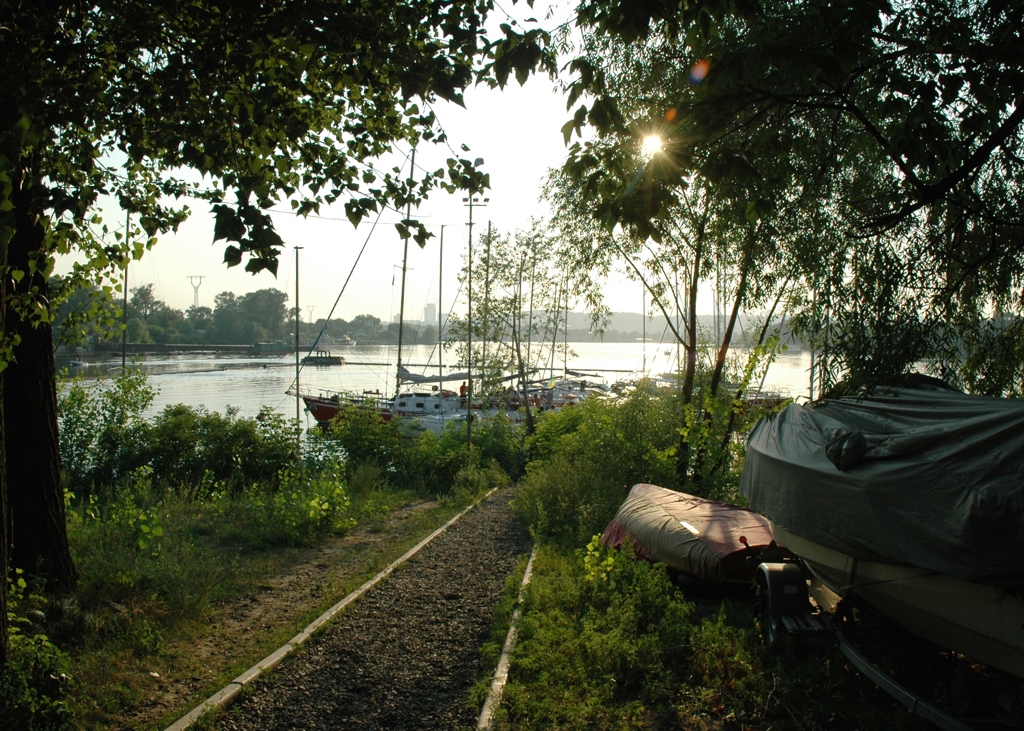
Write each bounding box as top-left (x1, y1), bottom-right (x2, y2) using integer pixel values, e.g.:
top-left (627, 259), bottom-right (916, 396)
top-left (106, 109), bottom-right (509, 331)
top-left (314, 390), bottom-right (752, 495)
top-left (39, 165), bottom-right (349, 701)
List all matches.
top-left (294, 173), bottom-right (468, 434)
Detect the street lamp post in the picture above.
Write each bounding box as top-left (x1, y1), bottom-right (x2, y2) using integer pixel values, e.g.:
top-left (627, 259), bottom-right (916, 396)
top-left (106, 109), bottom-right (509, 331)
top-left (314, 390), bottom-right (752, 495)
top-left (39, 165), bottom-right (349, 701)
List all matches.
top-left (463, 190), bottom-right (488, 452)
top-left (294, 245), bottom-right (303, 456)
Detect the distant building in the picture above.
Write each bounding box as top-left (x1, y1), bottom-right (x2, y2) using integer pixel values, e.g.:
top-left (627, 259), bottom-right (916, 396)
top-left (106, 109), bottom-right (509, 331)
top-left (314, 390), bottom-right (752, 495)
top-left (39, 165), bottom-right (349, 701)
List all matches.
top-left (424, 303), bottom-right (436, 324)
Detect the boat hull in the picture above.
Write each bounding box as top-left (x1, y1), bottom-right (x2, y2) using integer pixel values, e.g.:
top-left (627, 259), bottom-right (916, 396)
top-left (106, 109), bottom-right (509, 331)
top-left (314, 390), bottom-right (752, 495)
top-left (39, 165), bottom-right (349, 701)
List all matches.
top-left (773, 523), bottom-right (1024, 680)
top-left (602, 484), bottom-right (782, 584)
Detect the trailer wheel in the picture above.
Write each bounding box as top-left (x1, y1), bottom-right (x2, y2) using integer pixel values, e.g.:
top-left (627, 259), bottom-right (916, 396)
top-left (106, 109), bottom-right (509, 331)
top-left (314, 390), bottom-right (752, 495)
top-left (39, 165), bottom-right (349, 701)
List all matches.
top-left (756, 572), bottom-right (785, 649)
top-left (754, 562), bottom-right (812, 650)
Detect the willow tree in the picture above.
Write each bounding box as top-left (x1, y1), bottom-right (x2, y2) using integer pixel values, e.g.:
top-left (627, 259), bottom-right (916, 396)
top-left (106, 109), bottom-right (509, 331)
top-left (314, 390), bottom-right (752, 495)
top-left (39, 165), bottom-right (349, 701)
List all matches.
top-left (0, 0), bottom-right (553, 665)
top-left (558, 0), bottom-right (1024, 395)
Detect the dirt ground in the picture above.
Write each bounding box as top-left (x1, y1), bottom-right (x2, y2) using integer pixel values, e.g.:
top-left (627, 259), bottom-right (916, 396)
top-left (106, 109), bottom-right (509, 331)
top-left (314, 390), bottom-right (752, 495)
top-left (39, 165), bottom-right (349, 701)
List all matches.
top-left (115, 499), bottom-right (441, 731)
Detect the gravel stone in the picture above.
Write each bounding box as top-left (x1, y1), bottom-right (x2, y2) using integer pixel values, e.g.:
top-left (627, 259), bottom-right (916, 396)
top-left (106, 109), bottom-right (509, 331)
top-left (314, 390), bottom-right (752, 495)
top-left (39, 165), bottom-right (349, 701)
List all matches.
top-left (215, 488), bottom-right (531, 731)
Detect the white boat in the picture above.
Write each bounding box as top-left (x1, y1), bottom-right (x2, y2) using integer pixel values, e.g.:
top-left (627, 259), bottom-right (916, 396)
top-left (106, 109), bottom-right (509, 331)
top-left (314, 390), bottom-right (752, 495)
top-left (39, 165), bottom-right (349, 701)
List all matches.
top-left (769, 522), bottom-right (1024, 679)
top-left (297, 386), bottom-right (463, 433)
top-left (741, 384), bottom-right (1024, 679)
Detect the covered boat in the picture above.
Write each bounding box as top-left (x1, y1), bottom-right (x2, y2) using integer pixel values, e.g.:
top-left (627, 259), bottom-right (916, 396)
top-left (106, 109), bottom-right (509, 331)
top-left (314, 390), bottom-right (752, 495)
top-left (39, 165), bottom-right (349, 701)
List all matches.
top-left (740, 385), bottom-right (1024, 678)
top-left (601, 483), bottom-right (782, 584)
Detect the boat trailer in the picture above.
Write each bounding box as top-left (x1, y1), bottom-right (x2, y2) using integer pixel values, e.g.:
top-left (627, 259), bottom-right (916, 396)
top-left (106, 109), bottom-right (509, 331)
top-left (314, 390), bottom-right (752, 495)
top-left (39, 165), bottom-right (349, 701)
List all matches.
top-left (752, 547), bottom-right (980, 731)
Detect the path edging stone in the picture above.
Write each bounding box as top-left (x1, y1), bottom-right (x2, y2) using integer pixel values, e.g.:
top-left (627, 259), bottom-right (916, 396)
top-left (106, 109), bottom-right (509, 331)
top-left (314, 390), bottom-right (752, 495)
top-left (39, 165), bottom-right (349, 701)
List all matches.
top-left (164, 489), bottom-right (497, 731)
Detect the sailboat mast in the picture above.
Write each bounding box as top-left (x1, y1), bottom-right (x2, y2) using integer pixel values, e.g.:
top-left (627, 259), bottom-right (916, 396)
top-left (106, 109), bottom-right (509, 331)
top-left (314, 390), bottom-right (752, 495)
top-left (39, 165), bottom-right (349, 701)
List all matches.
top-left (463, 192), bottom-right (487, 450)
top-left (482, 221), bottom-right (491, 391)
top-left (395, 148), bottom-right (415, 396)
top-left (438, 225), bottom-right (444, 398)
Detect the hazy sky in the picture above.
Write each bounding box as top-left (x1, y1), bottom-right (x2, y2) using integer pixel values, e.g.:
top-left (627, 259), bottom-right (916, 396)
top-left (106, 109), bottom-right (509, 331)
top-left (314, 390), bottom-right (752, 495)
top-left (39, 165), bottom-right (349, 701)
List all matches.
top-left (130, 71), bottom-right (609, 323)
top-left (62, 2), bottom-right (657, 327)
top-left (114, 1), bottom-right (655, 326)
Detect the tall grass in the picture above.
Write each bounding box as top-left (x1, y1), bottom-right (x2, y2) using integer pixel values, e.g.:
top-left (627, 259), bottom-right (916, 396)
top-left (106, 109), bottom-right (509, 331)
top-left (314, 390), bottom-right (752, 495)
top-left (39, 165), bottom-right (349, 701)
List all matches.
top-left (495, 541), bottom-right (920, 730)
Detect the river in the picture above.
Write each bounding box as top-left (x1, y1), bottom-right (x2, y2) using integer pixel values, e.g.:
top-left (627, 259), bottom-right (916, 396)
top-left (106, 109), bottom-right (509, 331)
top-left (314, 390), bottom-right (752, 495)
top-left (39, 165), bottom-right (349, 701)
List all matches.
top-left (57, 341), bottom-right (813, 428)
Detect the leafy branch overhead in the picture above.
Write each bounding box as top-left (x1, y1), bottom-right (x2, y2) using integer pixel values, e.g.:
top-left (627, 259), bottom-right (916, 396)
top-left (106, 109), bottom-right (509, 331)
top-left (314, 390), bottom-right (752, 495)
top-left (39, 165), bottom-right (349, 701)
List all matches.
top-left (554, 0), bottom-right (1024, 394)
top-left (1, 0), bottom-right (558, 292)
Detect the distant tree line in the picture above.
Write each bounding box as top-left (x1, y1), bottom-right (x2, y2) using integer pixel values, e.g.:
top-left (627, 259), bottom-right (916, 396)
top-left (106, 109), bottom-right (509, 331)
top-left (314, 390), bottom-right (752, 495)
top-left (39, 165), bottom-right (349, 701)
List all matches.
top-left (52, 283), bottom-right (439, 349)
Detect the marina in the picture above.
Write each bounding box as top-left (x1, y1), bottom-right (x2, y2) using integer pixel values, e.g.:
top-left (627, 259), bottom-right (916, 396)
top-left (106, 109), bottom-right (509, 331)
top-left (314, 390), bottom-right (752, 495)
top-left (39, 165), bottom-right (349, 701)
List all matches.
top-left (56, 341), bottom-right (815, 428)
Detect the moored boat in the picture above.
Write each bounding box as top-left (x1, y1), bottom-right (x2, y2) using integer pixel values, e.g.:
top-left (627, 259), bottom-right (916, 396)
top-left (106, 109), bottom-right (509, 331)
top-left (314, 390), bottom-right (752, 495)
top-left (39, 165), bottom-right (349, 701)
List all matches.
top-left (297, 386), bottom-right (461, 429)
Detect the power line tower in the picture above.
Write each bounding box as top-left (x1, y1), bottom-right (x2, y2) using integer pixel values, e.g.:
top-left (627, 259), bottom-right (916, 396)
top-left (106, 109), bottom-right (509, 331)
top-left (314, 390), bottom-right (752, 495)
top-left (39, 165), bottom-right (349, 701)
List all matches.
top-left (188, 275), bottom-right (205, 308)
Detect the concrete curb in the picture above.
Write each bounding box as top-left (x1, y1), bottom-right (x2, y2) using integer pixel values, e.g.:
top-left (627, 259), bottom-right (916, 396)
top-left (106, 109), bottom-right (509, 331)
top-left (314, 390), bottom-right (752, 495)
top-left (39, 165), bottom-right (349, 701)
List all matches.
top-left (165, 488), bottom-right (498, 731)
top-left (477, 544), bottom-right (538, 730)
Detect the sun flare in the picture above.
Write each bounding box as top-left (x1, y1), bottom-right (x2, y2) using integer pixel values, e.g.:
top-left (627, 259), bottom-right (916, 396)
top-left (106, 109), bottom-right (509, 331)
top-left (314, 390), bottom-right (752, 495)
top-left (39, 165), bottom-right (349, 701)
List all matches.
top-left (641, 134), bottom-right (663, 157)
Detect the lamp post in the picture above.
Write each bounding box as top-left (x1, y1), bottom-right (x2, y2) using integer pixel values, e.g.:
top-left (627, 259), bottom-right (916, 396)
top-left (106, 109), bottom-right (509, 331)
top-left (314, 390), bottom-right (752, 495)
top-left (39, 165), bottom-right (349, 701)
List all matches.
top-left (463, 189), bottom-right (488, 452)
top-left (294, 245), bottom-right (302, 456)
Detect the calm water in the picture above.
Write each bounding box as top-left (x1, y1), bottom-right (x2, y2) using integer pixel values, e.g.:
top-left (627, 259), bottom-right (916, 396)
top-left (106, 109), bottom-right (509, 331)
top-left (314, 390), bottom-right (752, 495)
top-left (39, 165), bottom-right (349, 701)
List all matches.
top-left (58, 342), bottom-right (813, 427)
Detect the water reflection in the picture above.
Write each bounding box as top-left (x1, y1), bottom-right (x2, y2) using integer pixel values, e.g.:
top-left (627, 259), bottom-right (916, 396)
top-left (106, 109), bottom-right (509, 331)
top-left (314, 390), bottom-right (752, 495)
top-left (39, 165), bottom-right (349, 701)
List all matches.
top-left (56, 343), bottom-right (812, 423)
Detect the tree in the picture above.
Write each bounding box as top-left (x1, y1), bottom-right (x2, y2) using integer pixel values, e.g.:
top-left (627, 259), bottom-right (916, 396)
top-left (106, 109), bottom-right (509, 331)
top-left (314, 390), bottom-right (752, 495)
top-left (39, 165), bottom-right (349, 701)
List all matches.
top-left (129, 284), bottom-right (160, 321)
top-left (443, 218), bottom-right (572, 432)
top-left (350, 314), bottom-right (384, 340)
top-left (186, 305), bottom-right (214, 339)
top-left (558, 0), bottom-right (1024, 394)
top-left (211, 291), bottom-right (243, 343)
top-left (51, 282), bottom-right (122, 352)
top-left (0, 0), bottom-right (555, 664)
top-left (239, 288), bottom-right (288, 342)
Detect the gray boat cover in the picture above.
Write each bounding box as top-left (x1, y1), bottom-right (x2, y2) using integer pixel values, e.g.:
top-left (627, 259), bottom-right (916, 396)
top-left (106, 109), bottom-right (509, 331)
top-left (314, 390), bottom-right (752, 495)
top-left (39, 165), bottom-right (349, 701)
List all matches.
top-left (740, 387), bottom-right (1024, 587)
top-left (601, 484), bottom-right (780, 583)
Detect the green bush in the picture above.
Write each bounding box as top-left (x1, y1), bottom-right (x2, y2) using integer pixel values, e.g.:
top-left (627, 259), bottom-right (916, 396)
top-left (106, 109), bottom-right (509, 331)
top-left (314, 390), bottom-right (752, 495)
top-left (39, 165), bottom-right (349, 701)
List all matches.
top-left (143, 404), bottom-right (295, 492)
top-left (322, 406), bottom-right (524, 497)
top-left (499, 540), bottom-right (692, 729)
top-left (446, 460), bottom-right (512, 506)
top-left (1, 573), bottom-right (74, 731)
top-left (516, 388), bottom-right (681, 546)
top-left (325, 404), bottom-right (407, 478)
top-left (201, 464), bottom-right (355, 549)
top-left (466, 414), bottom-right (527, 480)
top-left (60, 372), bottom-right (297, 496)
top-left (59, 369), bottom-right (154, 496)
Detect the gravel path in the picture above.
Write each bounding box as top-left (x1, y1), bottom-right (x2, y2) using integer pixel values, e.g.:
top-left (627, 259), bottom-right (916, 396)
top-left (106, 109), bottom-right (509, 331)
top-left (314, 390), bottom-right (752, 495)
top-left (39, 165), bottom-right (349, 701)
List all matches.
top-left (214, 488), bottom-right (531, 731)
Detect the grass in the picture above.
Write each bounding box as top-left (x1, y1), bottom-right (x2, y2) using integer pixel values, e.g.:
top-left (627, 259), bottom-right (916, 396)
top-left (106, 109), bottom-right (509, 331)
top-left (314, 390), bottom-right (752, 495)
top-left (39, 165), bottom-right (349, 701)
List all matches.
top-left (468, 551), bottom-right (533, 714)
top-left (52, 480), bottom-right (470, 730)
top-left (491, 541), bottom-right (931, 731)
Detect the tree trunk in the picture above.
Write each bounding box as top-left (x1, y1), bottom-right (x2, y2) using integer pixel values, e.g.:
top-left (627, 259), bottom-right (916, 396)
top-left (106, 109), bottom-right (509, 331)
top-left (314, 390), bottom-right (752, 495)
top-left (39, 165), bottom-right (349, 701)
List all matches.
top-left (677, 218), bottom-right (706, 487)
top-left (4, 170), bottom-right (78, 591)
top-left (0, 243), bottom-right (8, 667)
top-left (689, 249), bottom-right (751, 486)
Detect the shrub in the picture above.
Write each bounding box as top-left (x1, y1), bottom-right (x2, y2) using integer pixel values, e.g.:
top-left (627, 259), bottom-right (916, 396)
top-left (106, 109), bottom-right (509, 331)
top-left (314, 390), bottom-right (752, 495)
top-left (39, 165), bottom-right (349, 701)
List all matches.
top-left (59, 368), bottom-right (154, 495)
top-left (325, 404), bottom-right (407, 478)
top-left (143, 405), bottom-right (295, 492)
top-left (516, 388), bottom-right (681, 546)
top-left (1, 572), bottom-right (74, 731)
top-left (204, 464), bottom-right (355, 549)
top-left (446, 460), bottom-right (512, 506)
top-left (59, 372), bottom-right (296, 496)
top-left (467, 415), bottom-right (527, 480)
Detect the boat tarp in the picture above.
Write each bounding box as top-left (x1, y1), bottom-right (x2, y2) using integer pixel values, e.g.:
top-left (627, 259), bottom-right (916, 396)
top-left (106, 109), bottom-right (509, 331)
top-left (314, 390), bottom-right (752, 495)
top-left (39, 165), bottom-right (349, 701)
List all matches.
top-left (740, 387), bottom-right (1024, 587)
top-left (601, 484), bottom-right (778, 583)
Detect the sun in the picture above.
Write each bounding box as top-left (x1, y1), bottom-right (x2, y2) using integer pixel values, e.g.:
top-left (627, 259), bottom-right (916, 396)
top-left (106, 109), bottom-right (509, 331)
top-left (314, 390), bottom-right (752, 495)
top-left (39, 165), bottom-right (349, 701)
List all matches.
top-left (641, 134), bottom-right (663, 157)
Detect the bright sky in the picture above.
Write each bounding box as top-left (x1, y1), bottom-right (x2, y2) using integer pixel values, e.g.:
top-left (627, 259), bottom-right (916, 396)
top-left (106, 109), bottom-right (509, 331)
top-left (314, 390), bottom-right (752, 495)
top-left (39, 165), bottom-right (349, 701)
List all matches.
top-left (117, 0), bottom-right (643, 327)
top-left (65, 2), bottom-right (680, 326)
top-left (131, 72), bottom-right (612, 325)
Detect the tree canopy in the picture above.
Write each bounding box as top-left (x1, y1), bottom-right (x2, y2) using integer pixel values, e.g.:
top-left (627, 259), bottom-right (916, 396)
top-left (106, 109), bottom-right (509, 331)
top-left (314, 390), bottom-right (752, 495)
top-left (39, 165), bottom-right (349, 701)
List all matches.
top-left (557, 0), bottom-right (1024, 394)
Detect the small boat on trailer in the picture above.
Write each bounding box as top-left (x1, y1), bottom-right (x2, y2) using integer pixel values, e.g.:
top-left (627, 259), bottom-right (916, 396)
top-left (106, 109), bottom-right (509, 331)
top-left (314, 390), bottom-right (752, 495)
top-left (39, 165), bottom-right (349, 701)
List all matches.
top-left (741, 385), bottom-right (1024, 682)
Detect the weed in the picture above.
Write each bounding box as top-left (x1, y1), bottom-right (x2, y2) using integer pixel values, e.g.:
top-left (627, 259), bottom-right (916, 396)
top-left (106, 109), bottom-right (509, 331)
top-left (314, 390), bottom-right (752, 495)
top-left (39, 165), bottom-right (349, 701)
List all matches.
top-left (1, 572), bottom-right (74, 731)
